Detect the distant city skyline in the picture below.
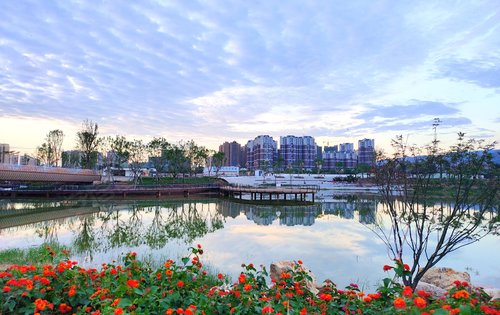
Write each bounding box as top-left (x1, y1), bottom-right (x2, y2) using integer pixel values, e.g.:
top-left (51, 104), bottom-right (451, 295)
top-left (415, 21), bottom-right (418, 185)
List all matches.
top-left (1, 1), bottom-right (499, 155)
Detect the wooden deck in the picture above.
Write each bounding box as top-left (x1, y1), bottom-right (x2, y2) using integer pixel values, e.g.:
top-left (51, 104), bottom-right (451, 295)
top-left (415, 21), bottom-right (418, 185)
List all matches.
top-left (220, 185), bottom-right (320, 202)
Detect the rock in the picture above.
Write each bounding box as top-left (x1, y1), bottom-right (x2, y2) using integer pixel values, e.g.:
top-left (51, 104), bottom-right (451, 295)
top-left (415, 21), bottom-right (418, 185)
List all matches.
top-left (270, 261), bottom-right (319, 294)
top-left (483, 288), bottom-right (500, 301)
top-left (415, 281), bottom-right (447, 298)
top-left (420, 267), bottom-right (471, 291)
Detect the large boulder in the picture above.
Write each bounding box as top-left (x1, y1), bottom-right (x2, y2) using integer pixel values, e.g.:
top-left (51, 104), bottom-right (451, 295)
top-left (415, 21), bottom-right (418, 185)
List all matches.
top-left (270, 261), bottom-right (319, 294)
top-left (415, 281), bottom-right (447, 298)
top-left (420, 267), bottom-right (471, 291)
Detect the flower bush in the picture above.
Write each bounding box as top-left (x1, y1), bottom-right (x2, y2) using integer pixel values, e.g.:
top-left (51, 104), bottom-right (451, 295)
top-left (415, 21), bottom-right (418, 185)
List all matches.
top-left (0, 245), bottom-right (499, 314)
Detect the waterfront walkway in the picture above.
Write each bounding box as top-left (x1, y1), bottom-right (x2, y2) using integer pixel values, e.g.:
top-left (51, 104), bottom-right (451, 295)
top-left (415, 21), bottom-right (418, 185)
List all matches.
top-left (0, 184), bottom-right (219, 198)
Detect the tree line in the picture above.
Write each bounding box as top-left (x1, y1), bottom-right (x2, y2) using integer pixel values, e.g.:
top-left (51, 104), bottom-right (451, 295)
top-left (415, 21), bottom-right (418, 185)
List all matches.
top-left (36, 119), bottom-right (226, 181)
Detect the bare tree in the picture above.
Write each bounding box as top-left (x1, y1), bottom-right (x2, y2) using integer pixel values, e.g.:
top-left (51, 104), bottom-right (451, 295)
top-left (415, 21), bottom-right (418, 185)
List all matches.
top-left (372, 131), bottom-right (499, 289)
top-left (76, 120), bottom-right (100, 169)
top-left (46, 129), bottom-right (64, 166)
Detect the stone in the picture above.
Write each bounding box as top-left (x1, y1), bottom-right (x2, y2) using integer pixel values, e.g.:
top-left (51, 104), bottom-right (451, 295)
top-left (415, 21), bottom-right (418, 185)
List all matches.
top-left (420, 267), bottom-right (471, 291)
top-left (483, 288), bottom-right (500, 301)
top-left (270, 261), bottom-right (319, 294)
top-left (415, 281), bottom-right (447, 298)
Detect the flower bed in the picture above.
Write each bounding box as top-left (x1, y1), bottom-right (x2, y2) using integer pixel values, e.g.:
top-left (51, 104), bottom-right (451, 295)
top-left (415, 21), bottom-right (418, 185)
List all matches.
top-left (1, 245), bottom-right (499, 314)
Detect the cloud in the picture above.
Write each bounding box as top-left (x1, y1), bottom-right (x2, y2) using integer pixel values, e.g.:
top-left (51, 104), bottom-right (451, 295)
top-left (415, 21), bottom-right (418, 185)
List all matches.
top-left (0, 1), bottom-right (499, 151)
top-left (437, 57), bottom-right (500, 89)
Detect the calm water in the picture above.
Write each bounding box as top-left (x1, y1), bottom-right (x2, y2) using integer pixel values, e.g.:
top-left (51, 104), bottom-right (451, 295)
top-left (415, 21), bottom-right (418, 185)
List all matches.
top-left (0, 195), bottom-right (498, 290)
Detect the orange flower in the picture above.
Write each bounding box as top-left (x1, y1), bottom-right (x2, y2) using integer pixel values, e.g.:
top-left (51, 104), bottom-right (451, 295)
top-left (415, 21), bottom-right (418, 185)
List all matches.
top-left (166, 309), bottom-right (174, 315)
top-left (413, 297), bottom-right (426, 309)
top-left (451, 289), bottom-right (470, 299)
top-left (127, 279), bottom-right (140, 288)
top-left (166, 270), bottom-right (173, 277)
top-left (114, 308), bottom-right (124, 315)
top-left (393, 297), bottom-right (406, 309)
top-left (244, 284), bottom-right (252, 291)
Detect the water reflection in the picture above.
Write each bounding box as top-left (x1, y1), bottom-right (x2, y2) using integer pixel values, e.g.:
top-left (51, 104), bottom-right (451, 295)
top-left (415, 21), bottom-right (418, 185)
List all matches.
top-left (0, 197), bottom-right (497, 289)
top-left (0, 197), bottom-right (380, 255)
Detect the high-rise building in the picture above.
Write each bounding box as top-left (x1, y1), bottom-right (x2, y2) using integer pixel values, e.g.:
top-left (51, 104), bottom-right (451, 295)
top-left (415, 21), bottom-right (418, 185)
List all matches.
top-left (245, 135), bottom-right (277, 170)
top-left (279, 135), bottom-right (317, 171)
top-left (0, 144), bottom-right (11, 164)
top-left (322, 142), bottom-right (358, 171)
top-left (219, 141), bottom-right (243, 167)
top-left (358, 139), bottom-right (375, 166)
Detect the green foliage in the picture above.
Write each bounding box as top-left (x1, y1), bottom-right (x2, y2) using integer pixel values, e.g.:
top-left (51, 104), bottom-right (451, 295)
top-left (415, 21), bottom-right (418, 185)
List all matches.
top-left (1, 247), bottom-right (498, 314)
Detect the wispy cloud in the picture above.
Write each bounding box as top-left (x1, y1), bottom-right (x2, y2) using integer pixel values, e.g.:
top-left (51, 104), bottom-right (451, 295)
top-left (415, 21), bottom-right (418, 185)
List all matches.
top-left (0, 0), bottom-right (499, 151)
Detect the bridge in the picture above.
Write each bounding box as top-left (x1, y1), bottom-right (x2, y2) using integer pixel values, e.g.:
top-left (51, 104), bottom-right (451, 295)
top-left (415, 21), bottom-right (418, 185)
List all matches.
top-left (0, 164), bottom-right (100, 183)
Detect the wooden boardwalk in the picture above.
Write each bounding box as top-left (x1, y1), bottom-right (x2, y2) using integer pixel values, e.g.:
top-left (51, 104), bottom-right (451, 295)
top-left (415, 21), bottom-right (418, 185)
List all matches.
top-left (220, 185), bottom-right (320, 202)
top-left (0, 184), bottom-right (219, 198)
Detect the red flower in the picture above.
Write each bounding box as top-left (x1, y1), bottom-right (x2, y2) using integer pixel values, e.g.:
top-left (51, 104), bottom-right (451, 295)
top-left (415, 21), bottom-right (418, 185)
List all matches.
top-left (3, 286), bottom-right (11, 293)
top-left (393, 297), bottom-right (406, 309)
top-left (127, 279), bottom-right (140, 288)
top-left (59, 303), bottom-right (72, 313)
top-left (114, 308), bottom-right (124, 315)
top-left (383, 265), bottom-right (393, 271)
top-left (413, 297), bottom-right (426, 308)
top-left (238, 273), bottom-right (246, 284)
top-left (177, 281), bottom-right (184, 288)
top-left (403, 264), bottom-right (410, 271)
top-left (262, 305), bottom-right (275, 314)
top-left (402, 286), bottom-right (413, 297)
top-left (217, 273), bottom-right (224, 280)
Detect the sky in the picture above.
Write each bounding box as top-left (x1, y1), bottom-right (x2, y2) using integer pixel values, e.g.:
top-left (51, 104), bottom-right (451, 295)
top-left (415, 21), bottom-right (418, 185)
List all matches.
top-left (1, 0), bottom-right (499, 155)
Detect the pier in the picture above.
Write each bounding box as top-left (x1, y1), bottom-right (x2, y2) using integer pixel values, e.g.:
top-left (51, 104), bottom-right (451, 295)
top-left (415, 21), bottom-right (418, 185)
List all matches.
top-left (219, 185), bottom-right (320, 202)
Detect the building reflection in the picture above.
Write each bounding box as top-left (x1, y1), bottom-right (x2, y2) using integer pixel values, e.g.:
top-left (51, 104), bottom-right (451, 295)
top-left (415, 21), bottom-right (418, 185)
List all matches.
top-left (321, 196), bottom-right (378, 224)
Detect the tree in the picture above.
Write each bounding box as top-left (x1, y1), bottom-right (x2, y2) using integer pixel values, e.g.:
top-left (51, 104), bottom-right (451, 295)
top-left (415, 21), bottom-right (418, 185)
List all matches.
top-left (46, 129), bottom-right (64, 166)
top-left (273, 156), bottom-right (285, 173)
top-left (76, 120), bottom-right (100, 169)
top-left (165, 143), bottom-right (189, 178)
top-left (183, 140), bottom-right (209, 176)
top-left (314, 157), bottom-right (323, 174)
top-left (36, 129), bottom-right (64, 166)
top-left (372, 132), bottom-right (499, 289)
top-left (212, 152), bottom-right (225, 177)
top-left (110, 135), bottom-right (130, 169)
top-left (147, 137), bottom-right (169, 182)
top-left (128, 139), bottom-right (146, 185)
top-left (36, 143), bottom-right (52, 166)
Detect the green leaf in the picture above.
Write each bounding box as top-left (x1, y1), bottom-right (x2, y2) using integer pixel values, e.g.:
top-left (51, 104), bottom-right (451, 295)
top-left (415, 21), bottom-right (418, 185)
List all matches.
top-left (181, 257), bottom-right (189, 265)
top-left (118, 298), bottom-right (132, 307)
top-left (432, 309), bottom-right (449, 315)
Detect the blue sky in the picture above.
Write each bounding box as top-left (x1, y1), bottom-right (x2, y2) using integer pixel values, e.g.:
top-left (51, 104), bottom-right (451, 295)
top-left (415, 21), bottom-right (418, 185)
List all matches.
top-left (1, 0), bottom-right (499, 154)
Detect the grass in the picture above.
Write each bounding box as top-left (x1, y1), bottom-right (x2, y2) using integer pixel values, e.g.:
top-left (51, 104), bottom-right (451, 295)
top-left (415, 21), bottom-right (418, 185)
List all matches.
top-left (138, 176), bottom-right (219, 185)
top-left (0, 243), bottom-right (64, 266)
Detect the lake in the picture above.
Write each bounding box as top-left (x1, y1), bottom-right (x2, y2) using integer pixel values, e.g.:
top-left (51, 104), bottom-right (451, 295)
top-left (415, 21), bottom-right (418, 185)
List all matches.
top-left (0, 193), bottom-right (498, 290)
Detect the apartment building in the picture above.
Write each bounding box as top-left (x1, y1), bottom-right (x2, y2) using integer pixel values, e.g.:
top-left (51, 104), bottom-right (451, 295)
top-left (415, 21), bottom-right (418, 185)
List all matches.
top-left (279, 135), bottom-right (317, 171)
top-left (245, 135), bottom-right (277, 170)
top-left (358, 138), bottom-right (375, 166)
top-left (218, 141), bottom-right (244, 167)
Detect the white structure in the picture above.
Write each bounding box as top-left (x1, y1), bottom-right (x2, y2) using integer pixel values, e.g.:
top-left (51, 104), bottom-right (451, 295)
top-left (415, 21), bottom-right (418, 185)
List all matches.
top-left (203, 166), bottom-right (239, 177)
